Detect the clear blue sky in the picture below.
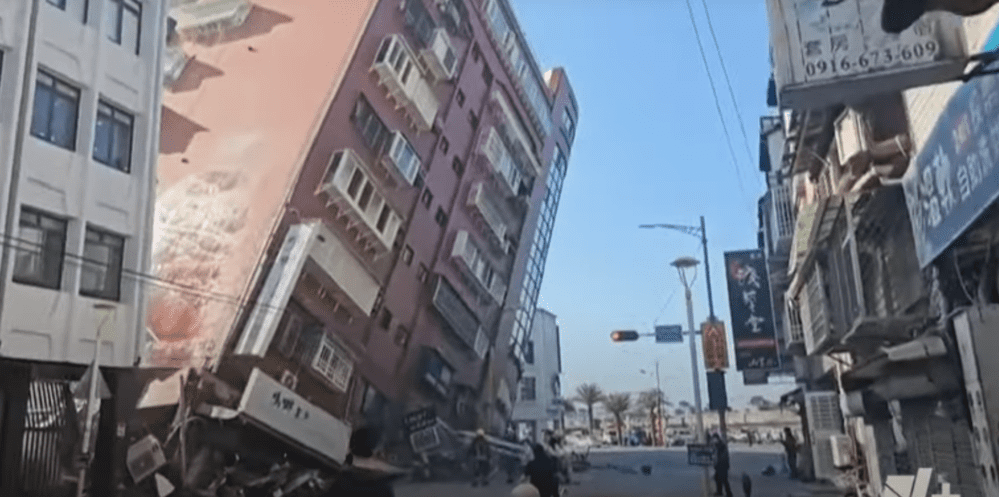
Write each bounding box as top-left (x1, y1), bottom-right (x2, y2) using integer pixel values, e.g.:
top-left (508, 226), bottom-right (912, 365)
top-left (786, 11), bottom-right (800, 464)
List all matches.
top-left (512, 0), bottom-right (791, 408)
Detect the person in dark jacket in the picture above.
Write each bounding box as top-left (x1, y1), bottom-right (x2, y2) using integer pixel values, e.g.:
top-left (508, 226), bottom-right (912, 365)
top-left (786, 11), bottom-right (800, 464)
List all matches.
top-left (324, 427), bottom-right (395, 497)
top-left (782, 427), bottom-right (799, 479)
top-left (523, 443), bottom-right (560, 497)
top-left (713, 435), bottom-right (733, 497)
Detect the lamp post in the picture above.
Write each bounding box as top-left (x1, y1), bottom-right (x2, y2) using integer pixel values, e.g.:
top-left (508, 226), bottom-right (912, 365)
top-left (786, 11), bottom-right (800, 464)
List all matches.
top-left (672, 256), bottom-right (710, 497)
top-left (641, 217), bottom-right (728, 441)
top-left (77, 303), bottom-right (115, 497)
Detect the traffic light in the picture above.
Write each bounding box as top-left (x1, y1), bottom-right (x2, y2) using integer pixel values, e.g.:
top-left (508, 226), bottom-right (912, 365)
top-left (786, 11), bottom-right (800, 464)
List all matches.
top-left (610, 330), bottom-right (640, 342)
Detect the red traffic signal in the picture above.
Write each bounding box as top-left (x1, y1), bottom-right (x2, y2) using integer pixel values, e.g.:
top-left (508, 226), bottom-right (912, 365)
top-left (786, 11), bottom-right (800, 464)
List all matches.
top-left (611, 330), bottom-right (640, 342)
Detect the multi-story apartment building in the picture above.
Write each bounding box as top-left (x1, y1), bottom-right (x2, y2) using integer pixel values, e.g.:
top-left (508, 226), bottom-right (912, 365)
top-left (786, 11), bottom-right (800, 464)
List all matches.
top-left (762, 5), bottom-right (999, 496)
top-left (0, 1), bottom-right (166, 495)
top-left (511, 308), bottom-right (563, 442)
top-left (145, 0), bottom-right (577, 474)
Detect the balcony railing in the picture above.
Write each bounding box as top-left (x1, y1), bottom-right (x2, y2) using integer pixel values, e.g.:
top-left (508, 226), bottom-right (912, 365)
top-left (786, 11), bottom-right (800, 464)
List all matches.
top-left (480, 127), bottom-right (522, 196)
top-left (372, 34), bottom-right (439, 131)
top-left (317, 149), bottom-right (403, 255)
top-left (770, 183), bottom-right (795, 252)
top-left (233, 221), bottom-right (380, 357)
top-left (452, 231), bottom-right (507, 303)
top-left (419, 28), bottom-right (458, 81)
top-left (489, 90), bottom-right (542, 176)
top-left (431, 277), bottom-right (482, 351)
top-left (467, 182), bottom-right (508, 250)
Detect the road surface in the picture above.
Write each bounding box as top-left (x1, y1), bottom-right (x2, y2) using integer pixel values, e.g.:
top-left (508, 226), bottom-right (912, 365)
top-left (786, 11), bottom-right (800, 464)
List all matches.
top-left (395, 444), bottom-right (840, 497)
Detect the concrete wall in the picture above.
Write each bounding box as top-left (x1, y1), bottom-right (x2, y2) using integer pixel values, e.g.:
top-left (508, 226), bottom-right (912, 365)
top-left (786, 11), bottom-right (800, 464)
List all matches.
top-left (0, 0), bottom-right (165, 367)
top-left (512, 309), bottom-right (562, 438)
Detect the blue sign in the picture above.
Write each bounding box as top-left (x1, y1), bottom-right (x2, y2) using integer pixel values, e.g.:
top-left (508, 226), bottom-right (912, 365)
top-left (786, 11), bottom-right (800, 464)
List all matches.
top-left (655, 325), bottom-right (683, 343)
top-left (902, 60), bottom-right (999, 268)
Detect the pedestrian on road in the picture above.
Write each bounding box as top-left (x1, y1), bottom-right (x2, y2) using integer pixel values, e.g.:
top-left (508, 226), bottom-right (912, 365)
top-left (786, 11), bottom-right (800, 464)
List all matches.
top-left (470, 429), bottom-right (492, 487)
top-left (741, 472), bottom-right (752, 497)
top-left (524, 443), bottom-right (560, 497)
top-left (713, 434), bottom-right (733, 497)
top-left (782, 428), bottom-right (799, 480)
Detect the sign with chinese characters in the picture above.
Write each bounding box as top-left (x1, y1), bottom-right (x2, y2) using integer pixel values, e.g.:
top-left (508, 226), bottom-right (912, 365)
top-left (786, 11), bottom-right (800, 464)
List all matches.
top-left (724, 250), bottom-right (779, 371)
top-left (238, 368), bottom-right (351, 464)
top-left (902, 60), bottom-right (999, 268)
top-left (701, 321), bottom-right (729, 370)
top-left (766, 0), bottom-right (966, 108)
top-left (403, 407), bottom-right (437, 434)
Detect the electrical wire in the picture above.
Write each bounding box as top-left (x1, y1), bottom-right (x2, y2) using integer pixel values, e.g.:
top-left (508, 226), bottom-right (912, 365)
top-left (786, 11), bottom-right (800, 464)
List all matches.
top-left (699, 0), bottom-right (760, 186)
top-left (682, 0), bottom-right (752, 208)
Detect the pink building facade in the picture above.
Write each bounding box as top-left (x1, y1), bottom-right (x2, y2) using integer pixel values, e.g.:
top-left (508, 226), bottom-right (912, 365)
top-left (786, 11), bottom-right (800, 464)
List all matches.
top-left (150, 0), bottom-right (577, 458)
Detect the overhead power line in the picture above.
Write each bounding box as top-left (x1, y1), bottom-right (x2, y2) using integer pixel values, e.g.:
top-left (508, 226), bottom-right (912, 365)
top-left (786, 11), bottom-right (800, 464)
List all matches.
top-left (698, 0), bottom-right (761, 187)
top-left (681, 0), bottom-right (752, 208)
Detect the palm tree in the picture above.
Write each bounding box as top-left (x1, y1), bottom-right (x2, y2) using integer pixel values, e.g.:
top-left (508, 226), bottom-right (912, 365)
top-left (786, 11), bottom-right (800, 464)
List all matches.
top-left (575, 383), bottom-right (605, 432)
top-left (603, 393), bottom-right (631, 445)
top-left (637, 389), bottom-right (664, 445)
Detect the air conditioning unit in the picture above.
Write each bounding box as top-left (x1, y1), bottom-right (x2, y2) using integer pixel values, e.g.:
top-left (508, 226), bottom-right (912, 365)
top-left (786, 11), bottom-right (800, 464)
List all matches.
top-left (170, 0), bottom-right (252, 35)
top-left (126, 434), bottom-right (167, 484)
top-left (420, 28), bottom-right (457, 81)
top-left (280, 370), bottom-right (298, 390)
top-left (830, 434), bottom-right (853, 468)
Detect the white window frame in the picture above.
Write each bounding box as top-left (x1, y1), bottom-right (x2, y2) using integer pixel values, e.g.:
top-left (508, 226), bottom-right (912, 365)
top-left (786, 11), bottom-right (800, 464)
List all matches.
top-left (312, 336), bottom-right (353, 392)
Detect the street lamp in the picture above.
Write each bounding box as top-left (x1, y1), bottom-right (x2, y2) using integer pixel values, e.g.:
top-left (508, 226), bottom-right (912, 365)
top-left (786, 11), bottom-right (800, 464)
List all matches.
top-left (672, 256), bottom-right (711, 497)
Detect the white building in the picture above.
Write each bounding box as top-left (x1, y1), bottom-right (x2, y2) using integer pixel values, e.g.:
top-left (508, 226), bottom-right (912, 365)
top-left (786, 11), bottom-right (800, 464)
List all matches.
top-left (0, 0), bottom-right (166, 367)
top-left (512, 308), bottom-right (563, 442)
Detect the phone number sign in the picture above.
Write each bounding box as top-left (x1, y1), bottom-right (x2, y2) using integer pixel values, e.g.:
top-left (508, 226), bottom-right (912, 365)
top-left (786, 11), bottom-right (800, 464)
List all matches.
top-left (767, 0), bottom-right (966, 108)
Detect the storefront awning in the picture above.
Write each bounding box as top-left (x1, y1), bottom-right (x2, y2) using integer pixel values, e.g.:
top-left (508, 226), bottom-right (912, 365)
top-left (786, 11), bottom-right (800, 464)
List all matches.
top-left (202, 368), bottom-right (351, 466)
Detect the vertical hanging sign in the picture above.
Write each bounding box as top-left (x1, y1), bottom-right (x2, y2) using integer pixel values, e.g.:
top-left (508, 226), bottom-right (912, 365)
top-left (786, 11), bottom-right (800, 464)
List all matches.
top-left (724, 250), bottom-right (779, 371)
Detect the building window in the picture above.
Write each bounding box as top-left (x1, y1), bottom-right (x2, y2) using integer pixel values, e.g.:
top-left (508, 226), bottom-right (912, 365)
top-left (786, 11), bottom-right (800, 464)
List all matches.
top-left (380, 309), bottom-right (392, 330)
top-left (440, 136), bottom-right (449, 154)
top-left (80, 226), bottom-right (125, 301)
top-left (276, 309), bottom-right (304, 357)
top-left (352, 95), bottom-right (390, 153)
top-left (422, 188), bottom-right (433, 209)
top-left (456, 89), bottom-right (465, 107)
top-left (468, 110), bottom-right (479, 130)
top-left (435, 207), bottom-right (448, 227)
top-left (472, 42), bottom-right (481, 63)
top-left (417, 263), bottom-right (429, 283)
top-left (47, 0), bottom-right (88, 23)
top-left (425, 350), bottom-right (454, 393)
top-left (394, 326), bottom-right (410, 348)
top-left (106, 0), bottom-right (141, 54)
top-left (482, 63), bottom-right (493, 86)
top-left (93, 100), bottom-right (134, 172)
top-left (313, 336), bottom-right (353, 392)
top-left (31, 70), bottom-right (79, 150)
top-left (451, 157), bottom-right (465, 176)
top-left (520, 376), bottom-right (536, 401)
top-left (562, 107), bottom-right (576, 143)
top-left (524, 340), bottom-right (534, 364)
top-left (13, 208), bottom-right (67, 290)
top-left (402, 245), bottom-right (414, 265)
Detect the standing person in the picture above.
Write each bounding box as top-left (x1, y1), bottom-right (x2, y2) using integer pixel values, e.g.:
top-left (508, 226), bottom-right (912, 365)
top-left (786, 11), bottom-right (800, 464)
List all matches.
top-left (524, 443), bottom-right (560, 497)
top-left (713, 435), bottom-right (733, 497)
top-left (470, 429), bottom-right (492, 487)
top-left (503, 428), bottom-right (522, 484)
top-left (782, 427), bottom-right (799, 479)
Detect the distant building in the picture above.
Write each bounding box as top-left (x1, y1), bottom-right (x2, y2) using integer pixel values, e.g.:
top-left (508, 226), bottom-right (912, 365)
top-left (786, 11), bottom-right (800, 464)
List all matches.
top-left (511, 308), bottom-right (562, 441)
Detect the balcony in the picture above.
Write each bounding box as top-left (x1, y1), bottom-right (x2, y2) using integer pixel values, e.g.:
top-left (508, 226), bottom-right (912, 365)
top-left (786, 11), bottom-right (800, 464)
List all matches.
top-left (233, 221), bottom-right (380, 357)
top-left (768, 183), bottom-right (795, 255)
top-left (479, 127), bottom-right (522, 196)
top-left (467, 183), bottom-right (508, 251)
top-left (372, 34), bottom-right (439, 131)
top-left (451, 231), bottom-right (506, 304)
top-left (431, 277), bottom-right (482, 352)
top-left (488, 90), bottom-right (542, 176)
top-left (170, 0), bottom-right (251, 35)
top-left (317, 149), bottom-right (403, 256)
top-left (381, 130), bottom-right (421, 186)
top-left (419, 28), bottom-right (458, 81)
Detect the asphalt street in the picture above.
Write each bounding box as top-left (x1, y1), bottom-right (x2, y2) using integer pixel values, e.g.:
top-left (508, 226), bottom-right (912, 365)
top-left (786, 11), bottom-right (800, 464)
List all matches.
top-left (395, 444), bottom-right (837, 497)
